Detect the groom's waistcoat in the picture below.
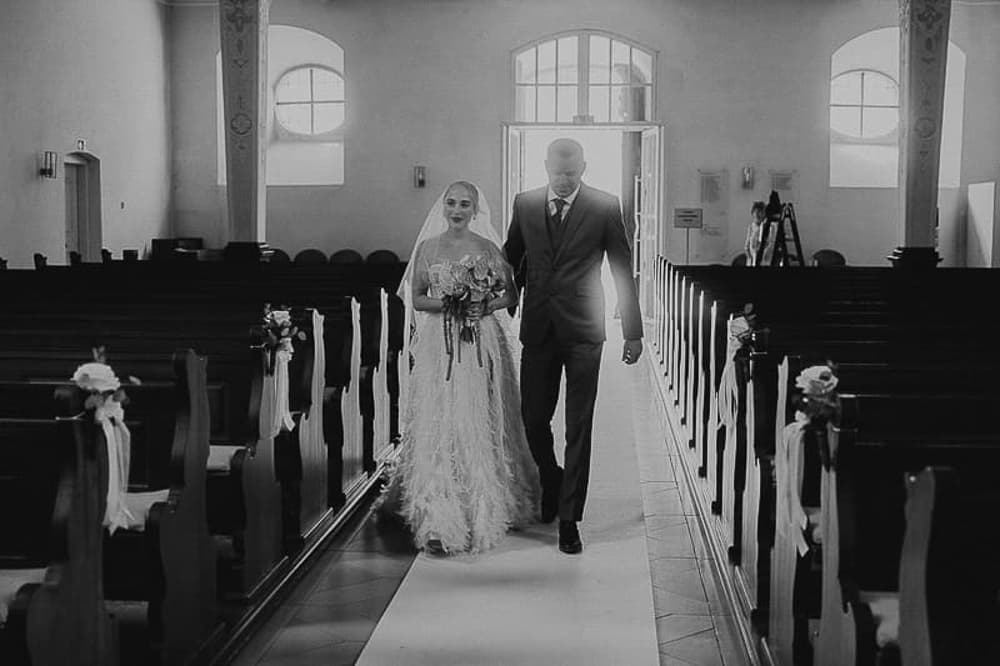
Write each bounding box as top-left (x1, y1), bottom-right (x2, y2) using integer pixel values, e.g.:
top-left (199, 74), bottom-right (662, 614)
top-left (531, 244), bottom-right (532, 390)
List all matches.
top-left (505, 185), bottom-right (643, 346)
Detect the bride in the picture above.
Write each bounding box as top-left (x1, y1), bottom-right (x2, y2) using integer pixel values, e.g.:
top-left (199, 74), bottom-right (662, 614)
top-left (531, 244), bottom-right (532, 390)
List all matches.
top-left (380, 180), bottom-right (539, 555)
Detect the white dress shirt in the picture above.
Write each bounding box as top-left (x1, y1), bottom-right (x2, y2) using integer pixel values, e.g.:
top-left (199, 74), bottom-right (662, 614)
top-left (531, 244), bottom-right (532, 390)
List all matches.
top-left (546, 185), bottom-right (581, 222)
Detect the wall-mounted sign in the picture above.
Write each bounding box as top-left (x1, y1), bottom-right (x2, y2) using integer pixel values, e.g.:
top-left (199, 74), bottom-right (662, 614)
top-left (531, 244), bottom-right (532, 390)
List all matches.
top-left (674, 208), bottom-right (704, 229)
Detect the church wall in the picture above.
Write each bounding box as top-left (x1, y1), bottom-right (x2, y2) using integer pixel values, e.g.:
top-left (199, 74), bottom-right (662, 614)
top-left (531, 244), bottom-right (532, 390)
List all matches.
top-left (168, 0), bottom-right (1000, 267)
top-left (0, 0), bottom-right (172, 267)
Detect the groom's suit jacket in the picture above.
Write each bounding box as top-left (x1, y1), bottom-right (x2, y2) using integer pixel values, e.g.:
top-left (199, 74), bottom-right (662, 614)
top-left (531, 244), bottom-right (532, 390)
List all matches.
top-left (504, 184), bottom-right (643, 346)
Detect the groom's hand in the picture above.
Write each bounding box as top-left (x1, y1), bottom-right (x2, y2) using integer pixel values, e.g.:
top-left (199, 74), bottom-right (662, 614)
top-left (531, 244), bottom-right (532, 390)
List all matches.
top-left (622, 339), bottom-right (643, 365)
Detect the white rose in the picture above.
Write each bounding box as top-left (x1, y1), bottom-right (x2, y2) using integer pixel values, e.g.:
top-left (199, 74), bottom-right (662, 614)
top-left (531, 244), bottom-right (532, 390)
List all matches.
top-left (71, 362), bottom-right (121, 393)
top-left (795, 365), bottom-right (838, 397)
top-left (271, 310), bottom-right (292, 326)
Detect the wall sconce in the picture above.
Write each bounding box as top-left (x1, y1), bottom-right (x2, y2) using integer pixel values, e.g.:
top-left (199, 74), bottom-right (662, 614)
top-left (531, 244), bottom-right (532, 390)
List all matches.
top-left (741, 165), bottom-right (754, 190)
top-left (413, 165), bottom-right (426, 188)
top-left (39, 151), bottom-right (58, 179)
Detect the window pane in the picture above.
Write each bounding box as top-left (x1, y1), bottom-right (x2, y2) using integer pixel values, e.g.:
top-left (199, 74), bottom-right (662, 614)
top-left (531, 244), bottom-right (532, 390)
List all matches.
top-left (863, 72), bottom-right (897, 106)
top-left (276, 68), bottom-right (311, 103)
top-left (632, 48), bottom-right (652, 85)
top-left (557, 85), bottom-right (577, 122)
top-left (590, 85), bottom-right (610, 122)
top-left (537, 40), bottom-right (556, 84)
top-left (557, 36), bottom-right (578, 84)
top-left (516, 48), bottom-right (536, 84)
top-left (516, 85), bottom-right (536, 122)
top-left (625, 86), bottom-right (649, 122)
top-left (590, 35), bottom-right (610, 84)
top-left (611, 85), bottom-right (631, 121)
top-left (312, 69), bottom-right (344, 102)
top-left (537, 86), bottom-right (556, 122)
top-left (830, 72), bottom-right (862, 105)
top-left (276, 103), bottom-right (312, 134)
top-left (611, 41), bottom-right (631, 84)
top-left (830, 106), bottom-right (861, 137)
top-left (642, 85), bottom-right (652, 121)
top-left (313, 102), bottom-right (345, 133)
top-left (862, 107), bottom-right (898, 138)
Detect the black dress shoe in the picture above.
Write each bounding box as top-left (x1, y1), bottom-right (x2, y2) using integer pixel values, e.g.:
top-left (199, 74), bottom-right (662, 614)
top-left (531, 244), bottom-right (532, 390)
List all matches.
top-left (426, 538), bottom-right (447, 556)
top-left (540, 467), bottom-right (563, 524)
top-left (558, 520), bottom-right (582, 554)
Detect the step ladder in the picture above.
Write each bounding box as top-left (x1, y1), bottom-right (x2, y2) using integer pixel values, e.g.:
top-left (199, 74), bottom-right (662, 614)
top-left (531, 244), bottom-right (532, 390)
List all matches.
top-left (757, 202), bottom-right (805, 267)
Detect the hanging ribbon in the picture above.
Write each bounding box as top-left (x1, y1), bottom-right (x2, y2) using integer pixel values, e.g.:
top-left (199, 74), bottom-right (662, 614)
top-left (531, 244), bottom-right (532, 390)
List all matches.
top-left (96, 397), bottom-right (135, 534)
top-left (777, 412), bottom-right (811, 557)
top-left (716, 315), bottom-right (750, 432)
top-left (272, 346), bottom-right (296, 436)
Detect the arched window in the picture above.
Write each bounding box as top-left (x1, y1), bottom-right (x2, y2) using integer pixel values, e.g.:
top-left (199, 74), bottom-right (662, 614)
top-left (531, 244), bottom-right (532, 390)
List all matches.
top-left (829, 28), bottom-right (965, 189)
top-left (217, 26), bottom-right (346, 186)
top-left (829, 69), bottom-right (899, 140)
top-left (274, 65), bottom-right (345, 136)
top-left (513, 31), bottom-right (654, 124)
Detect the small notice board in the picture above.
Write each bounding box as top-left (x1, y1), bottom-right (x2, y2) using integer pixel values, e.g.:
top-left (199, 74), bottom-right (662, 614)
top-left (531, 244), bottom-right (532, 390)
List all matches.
top-left (674, 208), bottom-right (704, 229)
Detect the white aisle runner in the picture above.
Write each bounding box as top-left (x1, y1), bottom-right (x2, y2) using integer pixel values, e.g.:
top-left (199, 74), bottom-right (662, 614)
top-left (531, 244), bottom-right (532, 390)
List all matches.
top-left (357, 329), bottom-right (659, 666)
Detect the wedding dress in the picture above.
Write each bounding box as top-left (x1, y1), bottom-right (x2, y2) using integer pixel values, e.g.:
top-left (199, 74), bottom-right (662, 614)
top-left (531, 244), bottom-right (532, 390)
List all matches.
top-left (380, 186), bottom-right (539, 554)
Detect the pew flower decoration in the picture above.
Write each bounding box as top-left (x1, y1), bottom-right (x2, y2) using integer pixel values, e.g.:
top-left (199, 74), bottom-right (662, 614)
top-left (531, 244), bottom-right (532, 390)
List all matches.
top-left (71, 347), bottom-right (141, 410)
top-left (438, 255), bottom-right (506, 380)
top-left (71, 347), bottom-right (141, 534)
top-left (794, 365), bottom-right (839, 419)
top-left (261, 304), bottom-right (307, 356)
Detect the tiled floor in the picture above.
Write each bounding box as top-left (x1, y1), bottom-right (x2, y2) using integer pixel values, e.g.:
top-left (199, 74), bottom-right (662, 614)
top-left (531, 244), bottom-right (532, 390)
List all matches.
top-left (631, 363), bottom-right (748, 665)
top-left (230, 333), bottom-right (750, 666)
top-left (230, 513), bottom-right (419, 666)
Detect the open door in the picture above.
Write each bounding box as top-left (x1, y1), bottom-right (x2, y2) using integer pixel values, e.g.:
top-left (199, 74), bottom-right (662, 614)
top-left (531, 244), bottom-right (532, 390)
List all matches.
top-left (64, 152), bottom-right (103, 264)
top-left (501, 124), bottom-right (524, 237)
top-left (636, 126), bottom-right (661, 313)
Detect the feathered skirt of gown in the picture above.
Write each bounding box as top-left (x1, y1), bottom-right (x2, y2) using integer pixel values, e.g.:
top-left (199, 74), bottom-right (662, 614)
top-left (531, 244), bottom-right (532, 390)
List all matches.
top-left (379, 309), bottom-right (539, 554)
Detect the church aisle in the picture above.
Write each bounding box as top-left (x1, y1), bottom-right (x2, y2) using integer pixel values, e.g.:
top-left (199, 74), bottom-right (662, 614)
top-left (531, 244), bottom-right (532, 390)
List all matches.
top-left (356, 331), bottom-right (659, 666)
top-left (230, 329), bottom-right (746, 665)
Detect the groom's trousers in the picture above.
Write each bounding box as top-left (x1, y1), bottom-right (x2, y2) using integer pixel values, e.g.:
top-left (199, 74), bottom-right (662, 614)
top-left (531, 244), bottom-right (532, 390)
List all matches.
top-left (520, 332), bottom-right (604, 522)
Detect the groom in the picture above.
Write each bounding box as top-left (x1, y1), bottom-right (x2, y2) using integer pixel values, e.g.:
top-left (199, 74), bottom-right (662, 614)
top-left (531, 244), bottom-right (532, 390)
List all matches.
top-left (504, 138), bottom-right (643, 554)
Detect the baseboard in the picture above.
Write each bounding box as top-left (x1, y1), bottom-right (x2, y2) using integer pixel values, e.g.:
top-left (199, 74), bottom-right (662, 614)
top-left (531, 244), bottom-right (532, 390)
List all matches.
top-left (207, 455), bottom-right (396, 665)
top-left (644, 352), bottom-right (773, 666)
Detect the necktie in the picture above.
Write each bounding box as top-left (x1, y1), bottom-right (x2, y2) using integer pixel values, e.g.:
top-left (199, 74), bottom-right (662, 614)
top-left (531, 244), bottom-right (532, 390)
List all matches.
top-left (552, 198), bottom-right (567, 221)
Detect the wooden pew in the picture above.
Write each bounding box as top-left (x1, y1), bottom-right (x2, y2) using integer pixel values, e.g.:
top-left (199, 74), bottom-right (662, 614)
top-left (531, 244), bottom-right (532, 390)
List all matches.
top-left (0, 341), bottom-right (282, 605)
top-left (0, 410), bottom-right (118, 666)
top-left (0, 260), bottom-right (404, 664)
top-left (897, 467), bottom-right (1000, 666)
top-left (652, 259), bottom-right (1000, 665)
top-left (0, 350), bottom-right (223, 662)
top-left (815, 394), bottom-right (1000, 666)
top-left (97, 349), bottom-right (220, 665)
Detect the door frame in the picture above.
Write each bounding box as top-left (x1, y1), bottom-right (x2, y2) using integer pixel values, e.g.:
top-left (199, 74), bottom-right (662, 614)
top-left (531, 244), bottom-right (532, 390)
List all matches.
top-left (64, 151), bottom-right (103, 263)
top-left (499, 122), bottom-right (664, 249)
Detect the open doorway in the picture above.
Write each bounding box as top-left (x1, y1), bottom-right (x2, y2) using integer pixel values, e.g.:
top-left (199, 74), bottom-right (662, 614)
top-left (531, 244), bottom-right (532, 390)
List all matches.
top-left (502, 124), bottom-right (661, 317)
top-left (64, 152), bottom-right (103, 264)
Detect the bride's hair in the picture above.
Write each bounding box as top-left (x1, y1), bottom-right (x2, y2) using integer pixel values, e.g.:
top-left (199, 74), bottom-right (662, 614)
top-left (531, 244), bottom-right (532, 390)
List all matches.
top-left (446, 180), bottom-right (479, 214)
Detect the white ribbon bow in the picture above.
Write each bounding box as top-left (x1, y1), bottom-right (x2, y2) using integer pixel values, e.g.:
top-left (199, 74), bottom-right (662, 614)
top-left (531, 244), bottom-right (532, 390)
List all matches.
top-left (95, 396), bottom-right (135, 534)
top-left (716, 316), bottom-right (750, 432)
top-left (776, 411), bottom-right (811, 556)
top-left (272, 347), bottom-right (296, 436)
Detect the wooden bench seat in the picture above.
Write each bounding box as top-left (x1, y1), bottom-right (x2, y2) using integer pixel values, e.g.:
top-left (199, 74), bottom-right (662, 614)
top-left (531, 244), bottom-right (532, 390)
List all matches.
top-left (815, 394), bottom-right (1000, 666)
top-left (897, 467), bottom-right (1000, 666)
top-left (88, 350), bottom-right (220, 665)
top-left (0, 403), bottom-right (118, 665)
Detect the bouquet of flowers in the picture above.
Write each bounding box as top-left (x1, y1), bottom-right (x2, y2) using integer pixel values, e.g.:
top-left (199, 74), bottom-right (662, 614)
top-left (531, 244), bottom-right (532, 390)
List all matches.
top-left (257, 304), bottom-right (307, 372)
top-left (71, 346), bottom-right (141, 411)
top-left (793, 364), bottom-right (839, 420)
top-left (437, 254), bottom-right (506, 380)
